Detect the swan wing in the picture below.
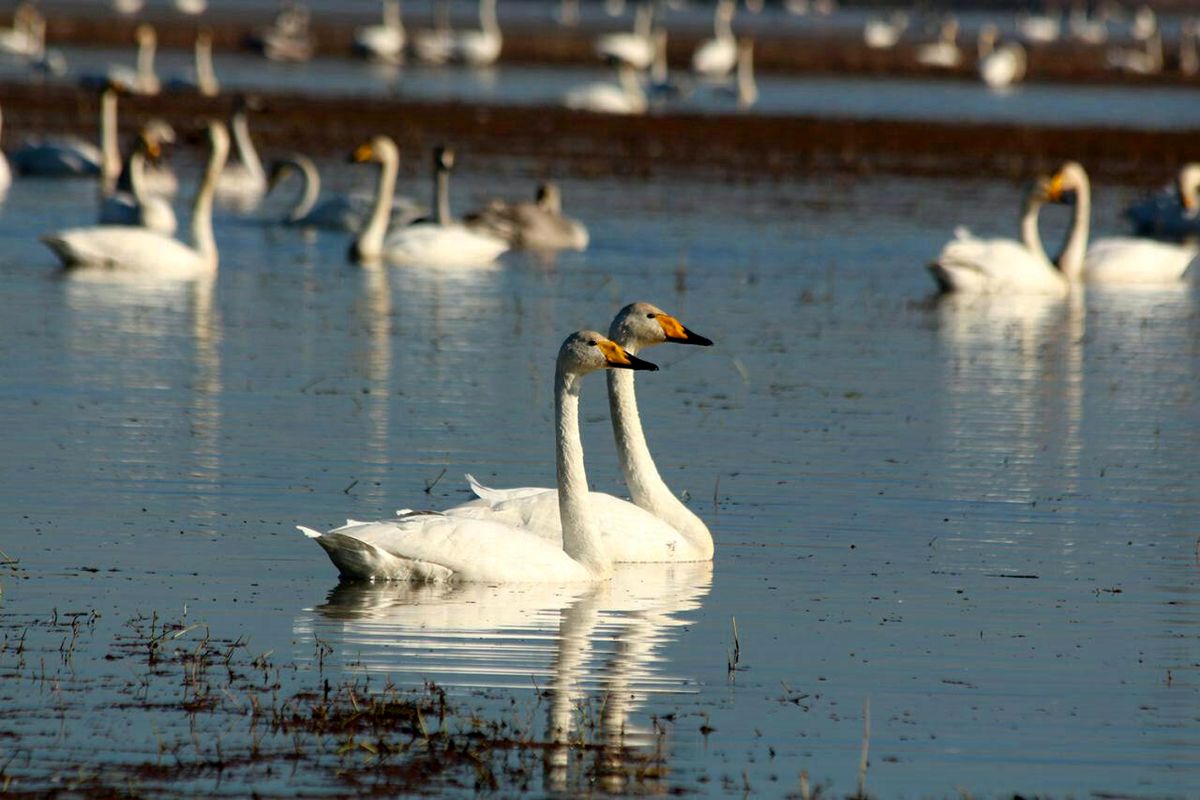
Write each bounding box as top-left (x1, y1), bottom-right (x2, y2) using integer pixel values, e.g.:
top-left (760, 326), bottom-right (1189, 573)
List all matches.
top-left (301, 514), bottom-right (593, 583)
top-left (933, 234), bottom-right (1064, 294)
top-left (595, 33), bottom-right (654, 68)
top-left (564, 83), bottom-right (637, 114)
top-left (42, 226), bottom-right (201, 276)
top-left (383, 222), bottom-right (508, 267)
top-left (1084, 237), bottom-right (1197, 284)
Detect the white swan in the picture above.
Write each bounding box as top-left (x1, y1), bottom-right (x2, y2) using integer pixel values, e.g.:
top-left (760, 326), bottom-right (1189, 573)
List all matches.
top-left (350, 137), bottom-right (508, 266)
top-left (0, 106), bottom-right (12, 197)
top-left (0, 3), bottom-right (42, 57)
top-left (451, 303), bottom-right (715, 563)
top-left (253, 2), bottom-right (315, 62)
top-left (916, 16), bottom-right (962, 69)
top-left (412, 0), bottom-right (455, 64)
top-left (101, 24), bottom-right (161, 96)
top-left (1048, 162), bottom-right (1197, 284)
top-left (978, 23), bottom-right (1027, 89)
top-left (166, 29), bottom-right (219, 97)
top-left (268, 152), bottom-right (423, 231)
top-left (12, 86), bottom-right (116, 179)
top-left (595, 2), bottom-right (654, 70)
top-left (1125, 163), bottom-right (1200, 240)
top-left (465, 182), bottom-right (588, 251)
top-left (1068, 2), bottom-right (1108, 44)
top-left (354, 0), bottom-right (405, 63)
top-left (1107, 29), bottom-right (1162, 75)
top-left (1017, 8), bottom-right (1061, 43)
top-left (692, 0), bottom-right (736, 79)
top-left (42, 121), bottom-right (229, 279)
top-left (863, 11), bottom-right (907, 49)
top-left (452, 0), bottom-right (502, 66)
top-left (98, 133), bottom-right (178, 235)
top-left (564, 62), bottom-right (647, 114)
top-left (929, 175), bottom-right (1072, 295)
top-left (215, 99), bottom-right (267, 209)
top-left (299, 331), bottom-right (659, 583)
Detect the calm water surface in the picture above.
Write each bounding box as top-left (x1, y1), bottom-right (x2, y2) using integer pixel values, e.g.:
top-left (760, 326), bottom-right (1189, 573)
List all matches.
top-left (0, 163), bottom-right (1197, 796)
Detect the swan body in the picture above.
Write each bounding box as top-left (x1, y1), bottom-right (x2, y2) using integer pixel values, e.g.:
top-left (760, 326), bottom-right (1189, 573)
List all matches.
top-left (94, 25), bottom-right (161, 96)
top-left (1017, 10), bottom-right (1060, 43)
top-left (863, 12), bottom-right (907, 49)
top-left (916, 17), bottom-right (962, 68)
top-left (269, 153), bottom-right (422, 231)
top-left (1083, 237), bottom-right (1196, 283)
top-left (355, 0), bottom-right (405, 63)
top-left (449, 303), bottom-right (715, 563)
top-left (565, 63), bottom-right (647, 114)
top-left (595, 3), bottom-right (654, 69)
top-left (0, 4), bottom-right (42, 57)
top-left (253, 3), bottom-right (315, 62)
top-left (466, 182), bottom-right (588, 251)
top-left (978, 25), bottom-right (1026, 89)
top-left (351, 138), bottom-right (507, 266)
top-left (692, 0), bottom-right (736, 78)
top-left (452, 0), bottom-right (501, 65)
top-left (413, 1), bottom-right (454, 65)
top-left (42, 121), bottom-right (229, 279)
top-left (301, 331), bottom-right (660, 583)
top-left (13, 86), bottom-right (118, 181)
top-left (99, 150), bottom-right (178, 235)
top-left (1125, 164), bottom-right (1200, 240)
top-left (216, 102), bottom-right (267, 209)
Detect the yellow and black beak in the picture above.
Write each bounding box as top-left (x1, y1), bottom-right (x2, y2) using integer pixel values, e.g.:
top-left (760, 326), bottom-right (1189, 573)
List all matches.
top-left (350, 142), bottom-right (374, 164)
top-left (597, 339), bottom-right (659, 371)
top-left (1045, 171), bottom-right (1073, 204)
top-left (657, 313), bottom-right (713, 347)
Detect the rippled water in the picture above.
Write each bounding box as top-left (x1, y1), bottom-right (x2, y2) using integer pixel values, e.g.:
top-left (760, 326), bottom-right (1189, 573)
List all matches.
top-left (0, 162), bottom-right (1197, 796)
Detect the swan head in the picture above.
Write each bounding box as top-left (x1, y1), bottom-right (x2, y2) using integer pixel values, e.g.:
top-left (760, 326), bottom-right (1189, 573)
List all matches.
top-left (609, 303), bottom-right (713, 352)
top-left (535, 182), bottom-right (562, 213)
top-left (434, 146), bottom-right (456, 172)
top-left (1025, 175), bottom-right (1053, 208)
top-left (1177, 163), bottom-right (1200, 212)
top-left (1046, 161), bottom-right (1089, 205)
top-left (350, 135), bottom-right (399, 165)
top-left (142, 118), bottom-right (176, 146)
top-left (135, 24), bottom-right (157, 47)
top-left (559, 331), bottom-right (658, 377)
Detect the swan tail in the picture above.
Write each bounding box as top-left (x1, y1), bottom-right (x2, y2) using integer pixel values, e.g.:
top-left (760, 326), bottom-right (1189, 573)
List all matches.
top-left (303, 528), bottom-right (454, 582)
top-left (465, 472), bottom-right (501, 501)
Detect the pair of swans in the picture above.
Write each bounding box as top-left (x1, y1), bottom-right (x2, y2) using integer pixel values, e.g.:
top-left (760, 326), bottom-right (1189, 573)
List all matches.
top-left (42, 121), bottom-right (229, 279)
top-left (267, 153), bottom-right (424, 232)
top-left (1125, 164), bottom-right (1200, 241)
top-left (302, 303), bottom-right (715, 582)
top-left (465, 182), bottom-right (589, 251)
top-left (931, 161), bottom-right (1197, 294)
top-left (413, 0), bottom-right (501, 66)
top-left (349, 136), bottom-right (508, 266)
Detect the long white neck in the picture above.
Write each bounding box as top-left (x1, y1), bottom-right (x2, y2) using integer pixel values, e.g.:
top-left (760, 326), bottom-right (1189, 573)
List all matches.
top-left (479, 0), bottom-right (498, 34)
top-left (1020, 194), bottom-right (1048, 262)
top-left (356, 148), bottom-right (398, 259)
top-left (435, 166), bottom-right (451, 225)
top-left (736, 43), bottom-right (757, 108)
top-left (715, 2), bottom-right (733, 40)
top-left (634, 3), bottom-right (652, 38)
top-left (606, 355), bottom-right (713, 558)
top-left (555, 366), bottom-right (611, 580)
top-left (618, 64), bottom-right (646, 109)
top-left (287, 157), bottom-right (321, 221)
top-left (1056, 178), bottom-right (1090, 281)
top-left (190, 132), bottom-right (229, 269)
top-left (384, 0), bottom-right (402, 30)
top-left (128, 150), bottom-right (150, 203)
top-left (231, 111), bottom-right (264, 181)
top-left (137, 32), bottom-right (157, 82)
top-left (196, 37), bottom-right (218, 96)
top-left (100, 90), bottom-right (120, 194)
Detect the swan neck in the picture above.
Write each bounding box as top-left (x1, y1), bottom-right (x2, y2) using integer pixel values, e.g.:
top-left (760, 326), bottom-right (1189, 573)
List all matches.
top-left (435, 167), bottom-right (451, 225)
top-left (100, 91), bottom-right (120, 194)
top-left (715, 5), bottom-right (733, 39)
top-left (191, 134), bottom-right (228, 270)
top-left (1020, 194), bottom-right (1048, 262)
top-left (384, 0), bottom-right (402, 30)
top-left (128, 151), bottom-right (148, 201)
top-left (231, 111), bottom-right (264, 180)
top-left (196, 38), bottom-right (218, 96)
top-left (289, 157), bottom-right (321, 221)
top-left (356, 148), bottom-right (397, 259)
top-left (480, 0), bottom-right (498, 34)
top-left (555, 365), bottom-right (611, 580)
top-left (137, 32), bottom-right (156, 79)
top-left (1057, 178), bottom-right (1090, 281)
top-left (737, 45), bottom-right (756, 107)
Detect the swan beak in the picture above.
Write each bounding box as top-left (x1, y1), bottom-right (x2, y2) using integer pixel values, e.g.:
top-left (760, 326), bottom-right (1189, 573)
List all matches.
top-left (1046, 172), bottom-right (1068, 203)
top-left (598, 339), bottom-right (659, 371)
top-left (350, 143), bottom-right (374, 163)
top-left (658, 314), bottom-right (713, 346)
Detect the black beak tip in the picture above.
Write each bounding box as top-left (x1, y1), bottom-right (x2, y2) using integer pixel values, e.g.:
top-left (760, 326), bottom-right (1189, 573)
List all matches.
top-left (672, 327), bottom-right (714, 347)
top-left (624, 353), bottom-right (659, 372)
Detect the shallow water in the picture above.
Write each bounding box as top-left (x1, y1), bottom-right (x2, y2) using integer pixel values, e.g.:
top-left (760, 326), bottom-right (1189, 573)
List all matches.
top-left (0, 163), bottom-right (1197, 796)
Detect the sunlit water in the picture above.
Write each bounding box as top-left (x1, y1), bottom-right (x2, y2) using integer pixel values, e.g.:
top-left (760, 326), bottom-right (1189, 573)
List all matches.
top-left (0, 162), bottom-right (1197, 796)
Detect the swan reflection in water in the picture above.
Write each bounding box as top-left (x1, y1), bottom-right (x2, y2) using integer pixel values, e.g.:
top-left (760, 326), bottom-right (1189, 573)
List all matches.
top-left (295, 562), bottom-right (712, 792)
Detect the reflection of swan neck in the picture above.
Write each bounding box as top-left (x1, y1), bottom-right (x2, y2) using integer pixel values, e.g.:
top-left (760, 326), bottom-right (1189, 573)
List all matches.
top-left (358, 141), bottom-right (399, 259)
top-left (100, 89), bottom-right (120, 194)
top-left (192, 126), bottom-right (230, 268)
top-left (1058, 172), bottom-right (1090, 281)
top-left (231, 109), bottom-right (264, 180)
top-left (555, 364), bottom-right (611, 580)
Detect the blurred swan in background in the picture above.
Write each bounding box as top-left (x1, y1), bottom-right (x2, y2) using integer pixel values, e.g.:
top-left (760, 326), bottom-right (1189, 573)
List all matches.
top-left (300, 331), bottom-right (659, 582)
top-left (11, 85), bottom-right (117, 179)
top-left (215, 98), bottom-right (267, 209)
top-left (692, 0), bottom-right (736, 79)
top-left (916, 16), bottom-right (962, 68)
top-left (99, 129), bottom-right (178, 235)
top-left (863, 10), bottom-right (908, 50)
top-left (0, 3), bottom-right (43, 57)
top-left (977, 23), bottom-right (1026, 89)
top-left (0, 107), bottom-right (10, 197)
top-left (564, 62), bottom-right (647, 114)
top-left (466, 181), bottom-right (588, 251)
top-left (595, 2), bottom-right (654, 70)
top-left (453, 303), bottom-right (715, 563)
top-left (166, 29), bottom-right (219, 97)
top-left (452, 0), bottom-right (502, 66)
top-left (252, 2), bottom-right (315, 62)
top-left (42, 121), bottom-right (229, 279)
top-left (354, 0), bottom-right (405, 63)
top-left (268, 152), bottom-right (423, 231)
top-left (89, 24), bottom-right (161, 96)
top-left (1017, 7), bottom-right (1061, 43)
top-left (1125, 163), bottom-right (1200, 240)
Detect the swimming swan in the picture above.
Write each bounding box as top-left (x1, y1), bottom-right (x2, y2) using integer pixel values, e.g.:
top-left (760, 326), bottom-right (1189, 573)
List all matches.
top-left (98, 131), bottom-right (178, 235)
top-left (354, 0), bottom-right (406, 64)
top-left (12, 85), bottom-right (117, 179)
top-left (268, 152), bottom-right (424, 231)
top-left (453, 303), bottom-right (715, 563)
top-left (350, 138), bottom-right (508, 266)
top-left (165, 29), bottom-right (219, 97)
top-left (215, 98), bottom-right (267, 208)
top-left (451, 0), bottom-right (502, 66)
top-left (299, 331), bottom-right (659, 582)
top-left (42, 121), bottom-right (229, 278)
top-left (564, 62), bottom-right (647, 114)
top-left (1124, 163), bottom-right (1200, 241)
top-left (692, 0), bottom-right (737, 78)
top-left (465, 182), bottom-right (588, 251)
top-left (595, 2), bottom-right (654, 70)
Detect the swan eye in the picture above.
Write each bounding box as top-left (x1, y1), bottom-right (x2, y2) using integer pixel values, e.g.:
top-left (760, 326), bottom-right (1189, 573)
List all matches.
top-left (587, 339), bottom-right (597, 346)
top-left (646, 313), bottom-right (656, 319)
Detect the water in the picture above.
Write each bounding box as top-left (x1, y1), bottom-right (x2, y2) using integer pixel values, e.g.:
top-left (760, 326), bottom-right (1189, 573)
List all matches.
top-left (0, 163), bottom-right (1197, 796)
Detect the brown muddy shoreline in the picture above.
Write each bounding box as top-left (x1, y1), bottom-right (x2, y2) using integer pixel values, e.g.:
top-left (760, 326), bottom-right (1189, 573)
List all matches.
top-left (24, 5), bottom-right (1200, 88)
top-left (1, 79), bottom-right (1193, 185)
